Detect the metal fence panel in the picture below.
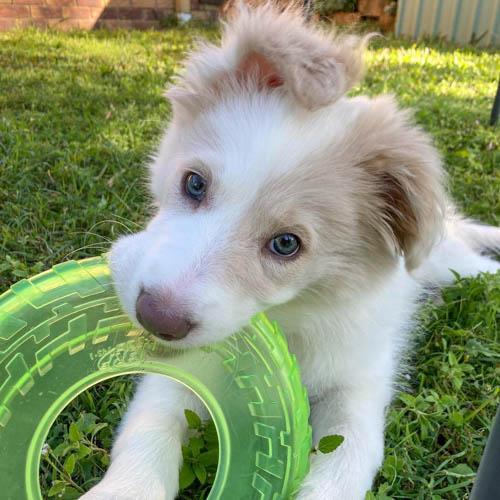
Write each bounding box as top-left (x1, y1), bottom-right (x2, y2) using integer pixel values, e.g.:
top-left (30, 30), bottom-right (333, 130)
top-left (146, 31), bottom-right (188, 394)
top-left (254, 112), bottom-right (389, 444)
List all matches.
top-left (396, 0), bottom-right (500, 46)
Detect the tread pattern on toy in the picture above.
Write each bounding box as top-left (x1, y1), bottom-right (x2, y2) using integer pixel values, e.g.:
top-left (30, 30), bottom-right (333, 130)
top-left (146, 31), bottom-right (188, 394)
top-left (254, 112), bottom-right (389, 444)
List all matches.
top-left (0, 256), bottom-right (311, 500)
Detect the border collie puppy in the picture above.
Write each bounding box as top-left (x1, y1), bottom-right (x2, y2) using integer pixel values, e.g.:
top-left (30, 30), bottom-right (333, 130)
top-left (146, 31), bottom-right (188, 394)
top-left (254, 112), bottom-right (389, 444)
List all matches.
top-left (84, 4), bottom-right (500, 499)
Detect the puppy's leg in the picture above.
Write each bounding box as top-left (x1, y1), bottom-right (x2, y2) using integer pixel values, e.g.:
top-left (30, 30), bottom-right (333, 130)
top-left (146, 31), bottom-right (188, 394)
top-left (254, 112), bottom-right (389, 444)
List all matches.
top-left (297, 382), bottom-right (390, 500)
top-left (81, 374), bottom-right (208, 500)
top-left (413, 233), bottom-right (500, 286)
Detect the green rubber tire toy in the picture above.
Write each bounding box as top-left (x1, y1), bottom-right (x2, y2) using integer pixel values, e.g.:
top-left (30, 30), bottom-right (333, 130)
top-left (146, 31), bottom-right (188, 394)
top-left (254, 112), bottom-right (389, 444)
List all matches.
top-left (0, 255), bottom-right (311, 500)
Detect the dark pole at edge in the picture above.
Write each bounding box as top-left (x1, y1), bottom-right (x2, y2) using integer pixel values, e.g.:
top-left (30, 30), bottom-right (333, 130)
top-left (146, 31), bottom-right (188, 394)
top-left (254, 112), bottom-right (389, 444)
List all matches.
top-left (490, 77), bottom-right (500, 125)
top-left (469, 404), bottom-right (500, 499)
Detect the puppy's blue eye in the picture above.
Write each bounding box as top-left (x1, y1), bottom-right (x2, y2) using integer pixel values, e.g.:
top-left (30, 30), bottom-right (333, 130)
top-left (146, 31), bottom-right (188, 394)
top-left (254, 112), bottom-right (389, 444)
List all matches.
top-left (185, 173), bottom-right (207, 200)
top-left (269, 234), bottom-right (300, 257)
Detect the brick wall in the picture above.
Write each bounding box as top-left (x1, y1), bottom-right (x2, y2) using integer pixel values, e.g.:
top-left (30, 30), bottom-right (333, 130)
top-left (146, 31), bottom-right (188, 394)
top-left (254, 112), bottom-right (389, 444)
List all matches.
top-left (0, 0), bottom-right (220, 30)
top-left (96, 0), bottom-right (174, 30)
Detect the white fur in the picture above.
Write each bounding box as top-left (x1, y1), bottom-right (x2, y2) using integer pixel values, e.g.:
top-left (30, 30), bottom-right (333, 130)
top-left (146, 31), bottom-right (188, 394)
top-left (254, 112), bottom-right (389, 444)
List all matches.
top-left (82, 5), bottom-right (500, 499)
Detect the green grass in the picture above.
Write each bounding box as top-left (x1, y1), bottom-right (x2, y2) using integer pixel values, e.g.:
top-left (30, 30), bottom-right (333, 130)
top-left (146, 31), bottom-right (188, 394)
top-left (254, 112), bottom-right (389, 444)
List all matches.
top-left (0, 26), bottom-right (499, 500)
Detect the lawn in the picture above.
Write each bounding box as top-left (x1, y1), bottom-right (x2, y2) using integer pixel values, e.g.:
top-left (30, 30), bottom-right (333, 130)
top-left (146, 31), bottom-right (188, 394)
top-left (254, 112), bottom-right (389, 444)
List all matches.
top-left (0, 24), bottom-right (499, 500)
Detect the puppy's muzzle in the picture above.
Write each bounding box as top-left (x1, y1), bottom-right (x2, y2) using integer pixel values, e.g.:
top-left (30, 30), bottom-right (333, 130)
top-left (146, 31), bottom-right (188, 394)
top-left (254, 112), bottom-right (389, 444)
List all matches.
top-left (135, 289), bottom-right (195, 341)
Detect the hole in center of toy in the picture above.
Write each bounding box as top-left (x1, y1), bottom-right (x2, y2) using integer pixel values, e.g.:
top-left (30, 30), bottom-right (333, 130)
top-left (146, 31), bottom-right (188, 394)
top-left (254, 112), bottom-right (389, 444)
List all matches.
top-left (38, 374), bottom-right (218, 499)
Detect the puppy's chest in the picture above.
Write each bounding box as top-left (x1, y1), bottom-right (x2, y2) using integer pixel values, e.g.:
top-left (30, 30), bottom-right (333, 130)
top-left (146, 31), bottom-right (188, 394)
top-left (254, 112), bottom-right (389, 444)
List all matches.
top-left (276, 310), bottom-right (409, 400)
top-left (285, 330), bottom-right (370, 400)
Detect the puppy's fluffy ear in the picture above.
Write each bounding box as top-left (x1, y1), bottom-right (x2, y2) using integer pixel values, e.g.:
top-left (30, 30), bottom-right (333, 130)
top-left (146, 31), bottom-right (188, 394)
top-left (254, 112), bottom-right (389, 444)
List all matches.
top-left (353, 96), bottom-right (446, 271)
top-left (166, 2), bottom-right (367, 115)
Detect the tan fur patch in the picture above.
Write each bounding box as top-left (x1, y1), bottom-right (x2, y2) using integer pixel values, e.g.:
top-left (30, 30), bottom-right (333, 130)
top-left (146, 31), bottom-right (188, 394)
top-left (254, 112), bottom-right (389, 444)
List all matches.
top-left (344, 96), bottom-right (446, 270)
top-left (166, 2), bottom-right (369, 121)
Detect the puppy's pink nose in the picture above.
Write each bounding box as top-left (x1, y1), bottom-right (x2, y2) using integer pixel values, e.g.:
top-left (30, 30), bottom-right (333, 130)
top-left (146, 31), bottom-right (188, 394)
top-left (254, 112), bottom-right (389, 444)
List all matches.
top-left (135, 289), bottom-right (194, 341)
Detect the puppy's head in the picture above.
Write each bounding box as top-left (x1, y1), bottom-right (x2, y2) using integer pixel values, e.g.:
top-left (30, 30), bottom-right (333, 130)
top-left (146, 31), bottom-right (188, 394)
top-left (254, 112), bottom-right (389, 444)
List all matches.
top-left (110, 3), bottom-right (445, 347)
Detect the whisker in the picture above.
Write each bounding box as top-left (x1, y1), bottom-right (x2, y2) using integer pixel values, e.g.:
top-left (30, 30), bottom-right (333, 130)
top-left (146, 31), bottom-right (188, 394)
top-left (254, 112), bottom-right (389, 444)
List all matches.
top-left (110, 213), bottom-right (142, 228)
top-left (93, 219), bottom-right (136, 235)
top-left (70, 231), bottom-right (113, 244)
top-left (63, 243), bottom-right (111, 261)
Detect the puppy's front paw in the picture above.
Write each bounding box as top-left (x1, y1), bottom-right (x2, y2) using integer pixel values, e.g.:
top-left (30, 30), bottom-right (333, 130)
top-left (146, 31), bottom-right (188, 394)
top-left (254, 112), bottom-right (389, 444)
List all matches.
top-left (79, 475), bottom-right (175, 500)
top-left (295, 452), bottom-right (372, 500)
top-left (296, 483), bottom-right (360, 500)
top-left (80, 489), bottom-right (132, 500)
top-left (80, 485), bottom-right (170, 500)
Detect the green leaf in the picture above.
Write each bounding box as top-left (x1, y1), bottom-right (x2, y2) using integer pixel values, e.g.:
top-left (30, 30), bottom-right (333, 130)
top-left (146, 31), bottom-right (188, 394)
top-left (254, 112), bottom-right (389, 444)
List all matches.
top-left (63, 453), bottom-right (76, 475)
top-left (206, 438), bottom-right (218, 451)
top-left (184, 409), bottom-right (202, 430)
top-left (90, 422), bottom-right (108, 437)
top-left (47, 481), bottom-right (66, 497)
top-left (449, 410), bottom-right (464, 427)
top-left (81, 412), bottom-right (98, 432)
top-left (374, 481), bottom-right (394, 499)
top-left (381, 455), bottom-right (402, 481)
top-left (399, 393), bottom-right (416, 407)
top-left (447, 464), bottom-right (475, 477)
top-left (440, 394), bottom-right (457, 407)
top-left (189, 437), bottom-right (204, 457)
top-left (198, 449), bottom-right (219, 467)
top-left (204, 420), bottom-right (219, 443)
top-left (182, 445), bottom-right (193, 460)
top-left (448, 351), bottom-right (458, 366)
top-left (76, 443), bottom-right (91, 459)
top-left (12, 269), bottom-right (28, 278)
top-left (193, 463), bottom-right (207, 484)
top-left (61, 487), bottom-right (80, 500)
top-left (318, 434), bottom-right (344, 454)
top-left (68, 422), bottom-right (81, 443)
top-left (53, 442), bottom-right (66, 458)
top-left (179, 463), bottom-right (196, 490)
